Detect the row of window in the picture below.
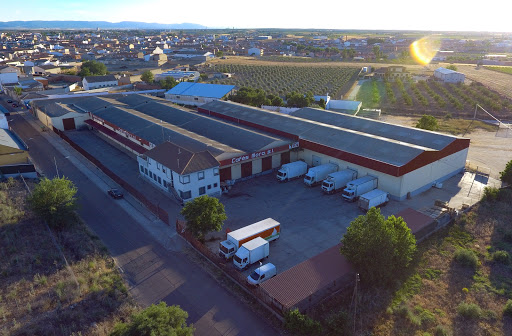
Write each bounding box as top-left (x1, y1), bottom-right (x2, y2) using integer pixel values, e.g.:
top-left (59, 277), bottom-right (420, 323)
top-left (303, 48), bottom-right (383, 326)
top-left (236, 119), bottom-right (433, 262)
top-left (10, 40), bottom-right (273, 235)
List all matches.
top-left (179, 183), bottom-right (218, 200)
top-left (140, 165), bottom-right (168, 188)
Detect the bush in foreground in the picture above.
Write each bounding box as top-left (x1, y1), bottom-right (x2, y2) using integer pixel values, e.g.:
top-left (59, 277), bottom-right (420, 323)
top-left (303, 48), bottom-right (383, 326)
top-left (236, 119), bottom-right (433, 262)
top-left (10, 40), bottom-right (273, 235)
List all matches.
top-left (110, 302), bottom-right (194, 336)
top-left (284, 308), bottom-right (322, 336)
top-left (454, 249), bottom-right (478, 269)
top-left (457, 302), bottom-right (482, 320)
top-left (504, 300), bottom-right (512, 317)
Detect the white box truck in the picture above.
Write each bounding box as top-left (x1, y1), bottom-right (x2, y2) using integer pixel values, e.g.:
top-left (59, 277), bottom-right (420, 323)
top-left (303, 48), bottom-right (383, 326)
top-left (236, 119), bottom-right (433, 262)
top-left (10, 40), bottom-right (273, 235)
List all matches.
top-left (276, 161), bottom-right (308, 182)
top-left (218, 218), bottom-right (280, 260)
top-left (358, 189), bottom-right (389, 211)
top-left (303, 163), bottom-right (338, 187)
top-left (233, 237), bottom-right (270, 270)
top-left (321, 168), bottom-right (357, 194)
top-left (342, 175), bottom-right (378, 202)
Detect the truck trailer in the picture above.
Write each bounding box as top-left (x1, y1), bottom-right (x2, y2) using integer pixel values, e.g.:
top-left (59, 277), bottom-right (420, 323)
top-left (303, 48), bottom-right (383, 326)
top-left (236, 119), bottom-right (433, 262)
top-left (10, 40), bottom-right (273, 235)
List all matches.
top-left (342, 175), bottom-right (378, 202)
top-left (303, 163), bottom-right (338, 187)
top-left (321, 168), bottom-right (357, 194)
top-left (233, 237), bottom-right (270, 270)
top-left (358, 189), bottom-right (389, 211)
top-left (276, 161), bottom-right (308, 182)
top-left (218, 218), bottom-right (280, 260)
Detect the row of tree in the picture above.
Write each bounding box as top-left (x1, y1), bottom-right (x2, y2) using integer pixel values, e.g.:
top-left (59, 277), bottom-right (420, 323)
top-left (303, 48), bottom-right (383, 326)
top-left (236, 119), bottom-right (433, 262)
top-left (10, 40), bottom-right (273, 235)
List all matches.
top-left (229, 87), bottom-right (315, 108)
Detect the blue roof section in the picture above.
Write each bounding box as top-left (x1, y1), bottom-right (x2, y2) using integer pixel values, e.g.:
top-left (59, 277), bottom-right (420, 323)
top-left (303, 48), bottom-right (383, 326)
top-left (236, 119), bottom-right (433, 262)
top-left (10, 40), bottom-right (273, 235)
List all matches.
top-left (165, 82), bottom-right (236, 99)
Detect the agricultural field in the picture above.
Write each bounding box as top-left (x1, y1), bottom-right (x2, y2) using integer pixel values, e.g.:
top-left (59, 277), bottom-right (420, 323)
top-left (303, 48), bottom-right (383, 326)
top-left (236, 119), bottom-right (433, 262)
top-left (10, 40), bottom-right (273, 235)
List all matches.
top-left (311, 188), bottom-right (512, 336)
top-left (484, 66), bottom-right (512, 75)
top-left (356, 78), bottom-right (512, 117)
top-left (457, 65), bottom-right (512, 100)
top-left (209, 63), bottom-right (359, 98)
top-left (0, 179), bottom-right (137, 335)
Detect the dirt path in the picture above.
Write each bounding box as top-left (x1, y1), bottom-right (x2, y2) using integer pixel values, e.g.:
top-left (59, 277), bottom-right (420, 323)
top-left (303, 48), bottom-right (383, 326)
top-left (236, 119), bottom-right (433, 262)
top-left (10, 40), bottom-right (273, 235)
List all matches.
top-left (381, 115), bottom-right (512, 177)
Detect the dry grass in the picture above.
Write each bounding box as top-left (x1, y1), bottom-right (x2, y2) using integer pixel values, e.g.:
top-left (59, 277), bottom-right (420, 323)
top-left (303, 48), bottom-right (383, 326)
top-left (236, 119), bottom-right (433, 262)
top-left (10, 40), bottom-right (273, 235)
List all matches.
top-left (437, 118), bottom-right (498, 135)
top-left (311, 189), bottom-right (512, 336)
top-left (0, 179), bottom-right (138, 336)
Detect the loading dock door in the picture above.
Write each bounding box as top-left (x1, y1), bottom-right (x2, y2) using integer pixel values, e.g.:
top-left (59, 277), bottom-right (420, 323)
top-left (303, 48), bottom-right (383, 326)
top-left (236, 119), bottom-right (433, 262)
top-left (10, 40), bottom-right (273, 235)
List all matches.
top-left (241, 161), bottom-right (252, 178)
top-left (281, 151), bottom-right (290, 165)
top-left (62, 118), bottom-right (76, 130)
top-left (262, 156), bottom-right (272, 172)
top-left (220, 167), bottom-right (231, 181)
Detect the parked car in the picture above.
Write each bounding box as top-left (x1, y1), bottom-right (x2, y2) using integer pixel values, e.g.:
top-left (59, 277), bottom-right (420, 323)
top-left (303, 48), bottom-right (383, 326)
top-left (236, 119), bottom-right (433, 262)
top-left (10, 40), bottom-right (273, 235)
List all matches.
top-left (108, 188), bottom-right (123, 199)
top-left (12, 103), bottom-right (18, 108)
top-left (7, 100), bottom-right (12, 103)
top-left (247, 263), bottom-right (277, 286)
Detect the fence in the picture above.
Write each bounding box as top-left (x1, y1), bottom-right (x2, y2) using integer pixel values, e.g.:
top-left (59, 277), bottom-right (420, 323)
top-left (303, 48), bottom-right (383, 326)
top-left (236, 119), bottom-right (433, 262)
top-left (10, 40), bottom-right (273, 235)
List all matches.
top-left (175, 220), bottom-right (285, 318)
top-left (55, 128), bottom-right (169, 224)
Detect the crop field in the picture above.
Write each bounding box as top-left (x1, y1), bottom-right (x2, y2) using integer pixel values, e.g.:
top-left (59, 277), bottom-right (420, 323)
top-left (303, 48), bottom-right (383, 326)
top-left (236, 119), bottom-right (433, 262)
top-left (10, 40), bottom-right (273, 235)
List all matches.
top-left (357, 78), bottom-right (512, 117)
top-left (484, 66), bottom-right (512, 75)
top-left (457, 65), bottom-right (512, 100)
top-left (210, 63), bottom-right (359, 98)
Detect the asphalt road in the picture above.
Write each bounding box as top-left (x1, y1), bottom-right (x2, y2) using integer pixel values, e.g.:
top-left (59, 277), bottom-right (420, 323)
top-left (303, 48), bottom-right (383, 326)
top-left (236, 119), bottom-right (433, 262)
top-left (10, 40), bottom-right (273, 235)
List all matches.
top-left (7, 108), bottom-right (280, 336)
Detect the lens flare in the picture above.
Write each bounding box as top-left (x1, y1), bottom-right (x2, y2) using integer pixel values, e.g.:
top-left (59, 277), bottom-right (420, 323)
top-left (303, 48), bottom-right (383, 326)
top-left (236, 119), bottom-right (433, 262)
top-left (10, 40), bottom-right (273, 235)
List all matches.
top-left (410, 36), bottom-right (441, 66)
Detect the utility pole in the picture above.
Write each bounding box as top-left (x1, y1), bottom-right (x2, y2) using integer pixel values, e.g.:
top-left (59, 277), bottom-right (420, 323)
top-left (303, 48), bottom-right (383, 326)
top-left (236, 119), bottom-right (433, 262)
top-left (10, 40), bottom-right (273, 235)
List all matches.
top-left (54, 156), bottom-right (59, 178)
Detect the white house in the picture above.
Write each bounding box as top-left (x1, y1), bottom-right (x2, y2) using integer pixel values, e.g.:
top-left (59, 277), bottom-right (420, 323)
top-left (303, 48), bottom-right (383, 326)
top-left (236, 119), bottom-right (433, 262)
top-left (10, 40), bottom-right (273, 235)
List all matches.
top-left (137, 141), bottom-right (221, 202)
top-left (164, 82), bottom-right (236, 107)
top-left (155, 71), bottom-right (200, 82)
top-left (0, 65), bottom-right (19, 90)
top-left (82, 75), bottom-right (119, 90)
top-left (248, 48), bottom-right (263, 56)
top-left (434, 67), bottom-right (465, 83)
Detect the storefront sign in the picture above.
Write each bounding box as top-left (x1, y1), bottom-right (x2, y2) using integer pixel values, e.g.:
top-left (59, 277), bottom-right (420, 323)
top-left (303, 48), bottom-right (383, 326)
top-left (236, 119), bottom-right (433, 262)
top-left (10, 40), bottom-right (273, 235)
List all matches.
top-left (220, 142), bottom-right (300, 166)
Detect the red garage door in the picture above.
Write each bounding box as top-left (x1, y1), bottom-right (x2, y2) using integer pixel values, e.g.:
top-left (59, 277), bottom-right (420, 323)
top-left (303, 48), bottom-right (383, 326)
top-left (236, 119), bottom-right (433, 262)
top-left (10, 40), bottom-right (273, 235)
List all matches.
top-left (241, 161), bottom-right (252, 178)
top-left (220, 167), bottom-right (231, 181)
top-left (62, 118), bottom-right (76, 130)
top-left (281, 151), bottom-right (290, 165)
top-left (262, 156), bottom-right (272, 172)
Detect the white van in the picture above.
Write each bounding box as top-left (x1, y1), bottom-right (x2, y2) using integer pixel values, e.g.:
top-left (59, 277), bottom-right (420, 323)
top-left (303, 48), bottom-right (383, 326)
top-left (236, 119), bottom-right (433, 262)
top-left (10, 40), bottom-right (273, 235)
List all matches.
top-left (246, 263), bottom-right (277, 286)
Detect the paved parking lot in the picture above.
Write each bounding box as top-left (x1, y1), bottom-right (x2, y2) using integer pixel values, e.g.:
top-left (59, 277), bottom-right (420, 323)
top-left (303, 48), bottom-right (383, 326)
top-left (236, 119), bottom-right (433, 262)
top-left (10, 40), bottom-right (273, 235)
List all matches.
top-left (64, 128), bottom-right (501, 279)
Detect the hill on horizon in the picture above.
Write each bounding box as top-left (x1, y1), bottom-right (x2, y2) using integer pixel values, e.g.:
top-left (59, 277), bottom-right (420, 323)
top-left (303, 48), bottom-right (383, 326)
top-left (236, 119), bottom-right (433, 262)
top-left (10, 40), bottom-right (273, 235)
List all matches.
top-left (0, 20), bottom-right (207, 30)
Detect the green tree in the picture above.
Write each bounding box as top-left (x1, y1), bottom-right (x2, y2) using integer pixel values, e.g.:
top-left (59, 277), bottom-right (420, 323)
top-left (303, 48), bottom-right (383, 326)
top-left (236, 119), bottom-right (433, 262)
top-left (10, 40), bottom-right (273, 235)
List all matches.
top-left (216, 51), bottom-right (224, 58)
top-left (286, 91), bottom-right (314, 108)
top-left (141, 70), bottom-right (154, 83)
top-left (161, 76), bottom-right (178, 90)
top-left (446, 64), bottom-right (458, 71)
top-left (267, 94), bottom-right (284, 107)
top-left (78, 60), bottom-right (107, 77)
top-left (13, 86), bottom-right (22, 96)
top-left (110, 302), bottom-right (194, 336)
top-left (500, 160), bottom-right (512, 185)
top-left (340, 207), bottom-right (417, 285)
top-left (318, 98), bottom-right (326, 109)
top-left (372, 45), bottom-right (382, 59)
top-left (415, 114), bottom-right (439, 131)
top-left (27, 177), bottom-right (78, 230)
top-left (181, 195), bottom-right (227, 240)
top-left (284, 308), bottom-right (322, 336)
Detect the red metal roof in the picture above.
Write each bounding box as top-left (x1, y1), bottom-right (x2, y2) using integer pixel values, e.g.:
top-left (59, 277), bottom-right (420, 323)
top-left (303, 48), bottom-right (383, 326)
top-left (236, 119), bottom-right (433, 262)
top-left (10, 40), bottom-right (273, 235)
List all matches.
top-left (260, 244), bottom-right (354, 310)
top-left (394, 208), bottom-right (435, 235)
top-left (84, 119), bottom-right (147, 154)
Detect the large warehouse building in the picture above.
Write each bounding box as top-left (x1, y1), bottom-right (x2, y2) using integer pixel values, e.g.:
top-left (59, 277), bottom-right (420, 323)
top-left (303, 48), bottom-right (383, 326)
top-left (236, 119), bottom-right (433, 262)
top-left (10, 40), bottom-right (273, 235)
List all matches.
top-left (33, 94), bottom-right (469, 201)
top-left (198, 100), bottom-right (470, 200)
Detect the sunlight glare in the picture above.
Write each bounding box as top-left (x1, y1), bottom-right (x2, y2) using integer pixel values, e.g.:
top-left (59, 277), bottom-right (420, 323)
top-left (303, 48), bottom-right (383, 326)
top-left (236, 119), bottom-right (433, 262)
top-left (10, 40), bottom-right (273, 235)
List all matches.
top-left (410, 36), bottom-right (441, 66)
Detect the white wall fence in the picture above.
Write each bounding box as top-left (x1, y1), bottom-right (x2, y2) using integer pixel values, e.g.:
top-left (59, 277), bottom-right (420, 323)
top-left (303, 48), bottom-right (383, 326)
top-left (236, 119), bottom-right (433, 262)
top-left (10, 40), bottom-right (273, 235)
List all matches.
top-left (260, 105), bottom-right (300, 114)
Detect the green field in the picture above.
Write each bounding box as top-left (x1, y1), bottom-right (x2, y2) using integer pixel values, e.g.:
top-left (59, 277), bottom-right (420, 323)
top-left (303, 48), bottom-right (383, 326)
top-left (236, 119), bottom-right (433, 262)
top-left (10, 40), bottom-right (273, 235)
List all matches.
top-left (485, 66), bottom-right (512, 75)
top-left (211, 63), bottom-right (359, 98)
top-left (356, 80), bottom-right (386, 108)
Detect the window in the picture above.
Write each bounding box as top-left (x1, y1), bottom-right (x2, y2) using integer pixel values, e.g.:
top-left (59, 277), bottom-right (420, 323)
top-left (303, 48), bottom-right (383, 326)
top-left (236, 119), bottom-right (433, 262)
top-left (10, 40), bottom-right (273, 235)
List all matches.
top-left (140, 165), bottom-right (144, 173)
top-left (194, 97), bottom-right (199, 101)
top-left (149, 171), bottom-right (153, 178)
top-left (176, 95), bottom-right (180, 99)
top-left (158, 176), bottom-right (162, 184)
top-left (145, 168), bottom-right (148, 175)
top-left (153, 174), bottom-right (157, 182)
top-left (213, 168), bottom-right (219, 176)
top-left (213, 183), bottom-right (218, 188)
top-left (180, 190), bottom-right (191, 199)
top-left (199, 186), bottom-right (205, 195)
top-left (163, 180), bottom-right (167, 188)
top-left (162, 167), bottom-right (166, 173)
top-left (157, 163), bottom-right (161, 170)
top-left (207, 184), bottom-right (211, 190)
top-left (198, 171), bottom-right (205, 180)
top-left (180, 175), bottom-right (190, 184)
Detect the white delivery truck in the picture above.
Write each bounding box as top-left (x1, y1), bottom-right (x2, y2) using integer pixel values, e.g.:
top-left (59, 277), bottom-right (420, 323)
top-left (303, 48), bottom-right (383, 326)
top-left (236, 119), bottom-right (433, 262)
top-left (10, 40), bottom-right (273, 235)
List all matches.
top-left (342, 175), bottom-right (378, 202)
top-left (321, 168), bottom-right (357, 194)
top-left (247, 263), bottom-right (277, 286)
top-left (233, 237), bottom-right (270, 270)
top-left (358, 189), bottom-right (389, 211)
top-left (303, 163), bottom-right (338, 187)
top-left (219, 218), bottom-right (280, 260)
top-left (276, 161), bottom-right (308, 182)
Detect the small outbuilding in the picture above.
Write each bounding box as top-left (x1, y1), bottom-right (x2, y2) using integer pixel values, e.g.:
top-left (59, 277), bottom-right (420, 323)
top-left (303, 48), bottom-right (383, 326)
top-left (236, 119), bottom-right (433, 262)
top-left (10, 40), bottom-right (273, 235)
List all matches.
top-left (434, 67), bottom-right (465, 83)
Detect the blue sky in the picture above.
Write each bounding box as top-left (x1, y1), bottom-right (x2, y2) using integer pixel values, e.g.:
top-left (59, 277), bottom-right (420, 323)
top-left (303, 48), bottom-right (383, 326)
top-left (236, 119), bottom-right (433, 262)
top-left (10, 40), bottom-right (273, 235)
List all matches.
top-left (1, 0), bottom-right (510, 32)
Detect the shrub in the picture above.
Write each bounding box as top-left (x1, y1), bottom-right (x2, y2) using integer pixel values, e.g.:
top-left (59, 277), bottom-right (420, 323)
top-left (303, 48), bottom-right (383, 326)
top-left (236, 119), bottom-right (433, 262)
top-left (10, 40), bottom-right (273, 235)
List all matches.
top-left (434, 325), bottom-right (451, 336)
top-left (499, 160), bottom-right (512, 185)
top-left (504, 300), bottom-right (512, 317)
top-left (284, 308), bottom-right (322, 336)
top-left (395, 304), bottom-right (421, 326)
top-left (457, 302), bottom-right (482, 319)
top-left (481, 186), bottom-right (499, 202)
top-left (454, 249), bottom-right (478, 268)
top-left (492, 250), bottom-right (510, 264)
